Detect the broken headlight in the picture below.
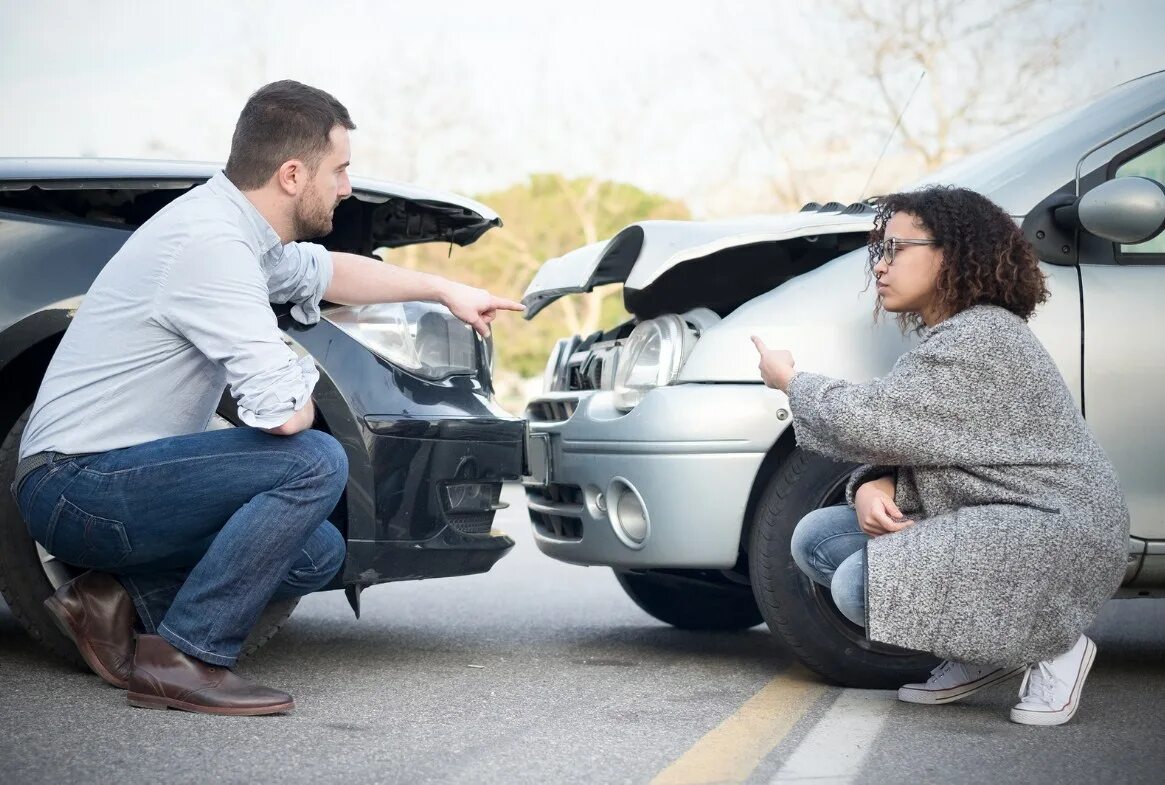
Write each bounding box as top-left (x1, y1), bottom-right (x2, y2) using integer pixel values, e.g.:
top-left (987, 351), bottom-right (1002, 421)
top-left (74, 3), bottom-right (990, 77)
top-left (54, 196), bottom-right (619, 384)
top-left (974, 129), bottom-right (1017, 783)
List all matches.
top-left (325, 302), bottom-right (478, 380)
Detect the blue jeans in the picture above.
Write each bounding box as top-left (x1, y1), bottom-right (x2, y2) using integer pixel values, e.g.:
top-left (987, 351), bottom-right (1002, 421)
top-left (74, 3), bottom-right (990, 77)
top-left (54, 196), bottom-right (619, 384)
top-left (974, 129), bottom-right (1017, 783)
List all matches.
top-left (790, 505), bottom-right (868, 627)
top-left (15, 427), bottom-right (347, 666)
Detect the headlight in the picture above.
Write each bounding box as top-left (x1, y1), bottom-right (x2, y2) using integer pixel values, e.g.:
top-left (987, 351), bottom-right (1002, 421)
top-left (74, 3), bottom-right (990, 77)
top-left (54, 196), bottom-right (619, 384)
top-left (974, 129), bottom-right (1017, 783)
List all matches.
top-left (612, 315), bottom-right (694, 411)
top-left (324, 302), bottom-right (478, 380)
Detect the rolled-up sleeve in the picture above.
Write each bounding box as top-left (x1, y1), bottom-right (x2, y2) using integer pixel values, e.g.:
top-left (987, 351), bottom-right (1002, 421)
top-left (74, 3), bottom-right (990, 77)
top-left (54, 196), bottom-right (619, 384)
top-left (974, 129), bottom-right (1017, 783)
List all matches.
top-left (156, 237), bottom-right (318, 429)
top-left (267, 241), bottom-right (333, 325)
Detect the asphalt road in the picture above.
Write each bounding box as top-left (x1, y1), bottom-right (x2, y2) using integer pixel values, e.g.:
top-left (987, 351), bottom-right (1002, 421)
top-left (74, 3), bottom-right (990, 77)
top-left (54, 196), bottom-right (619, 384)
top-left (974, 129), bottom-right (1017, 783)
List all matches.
top-left (1, 484), bottom-right (1163, 785)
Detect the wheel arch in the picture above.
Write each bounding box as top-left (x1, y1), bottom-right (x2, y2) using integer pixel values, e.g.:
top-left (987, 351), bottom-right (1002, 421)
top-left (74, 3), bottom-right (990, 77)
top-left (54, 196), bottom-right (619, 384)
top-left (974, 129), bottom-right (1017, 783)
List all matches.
top-left (0, 307), bottom-right (76, 440)
top-left (739, 425), bottom-right (799, 557)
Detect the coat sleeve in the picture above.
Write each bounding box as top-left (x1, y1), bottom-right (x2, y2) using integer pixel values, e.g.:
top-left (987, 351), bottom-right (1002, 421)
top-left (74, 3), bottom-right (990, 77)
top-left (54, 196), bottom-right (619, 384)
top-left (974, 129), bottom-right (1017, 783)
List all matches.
top-left (786, 323), bottom-right (1003, 467)
top-left (844, 465), bottom-right (896, 507)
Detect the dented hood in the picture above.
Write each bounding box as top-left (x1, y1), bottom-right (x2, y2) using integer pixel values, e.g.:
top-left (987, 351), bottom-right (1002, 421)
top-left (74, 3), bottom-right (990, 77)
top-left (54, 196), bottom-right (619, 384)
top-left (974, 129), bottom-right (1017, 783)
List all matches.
top-left (521, 206), bottom-right (876, 319)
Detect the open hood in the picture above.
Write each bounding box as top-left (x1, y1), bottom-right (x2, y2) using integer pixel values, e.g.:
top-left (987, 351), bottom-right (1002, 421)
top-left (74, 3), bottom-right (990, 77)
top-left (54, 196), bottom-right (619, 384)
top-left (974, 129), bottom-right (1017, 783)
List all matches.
top-left (0, 158), bottom-right (501, 250)
top-left (521, 204), bottom-right (876, 319)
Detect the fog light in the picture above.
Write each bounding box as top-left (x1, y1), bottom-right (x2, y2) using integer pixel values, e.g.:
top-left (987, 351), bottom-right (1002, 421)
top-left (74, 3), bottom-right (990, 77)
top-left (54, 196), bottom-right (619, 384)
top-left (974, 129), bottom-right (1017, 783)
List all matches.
top-left (442, 482), bottom-right (506, 513)
top-left (607, 477), bottom-right (649, 548)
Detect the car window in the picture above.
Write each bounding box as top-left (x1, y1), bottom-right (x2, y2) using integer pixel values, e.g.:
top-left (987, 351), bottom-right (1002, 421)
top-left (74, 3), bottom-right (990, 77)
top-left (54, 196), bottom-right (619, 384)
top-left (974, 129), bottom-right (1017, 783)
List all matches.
top-left (1114, 141), bottom-right (1165, 256)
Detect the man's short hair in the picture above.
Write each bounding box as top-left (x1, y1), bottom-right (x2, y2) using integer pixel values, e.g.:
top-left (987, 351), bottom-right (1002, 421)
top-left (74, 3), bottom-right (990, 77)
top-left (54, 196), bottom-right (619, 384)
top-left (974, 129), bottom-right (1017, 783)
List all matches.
top-left (225, 80), bottom-right (356, 190)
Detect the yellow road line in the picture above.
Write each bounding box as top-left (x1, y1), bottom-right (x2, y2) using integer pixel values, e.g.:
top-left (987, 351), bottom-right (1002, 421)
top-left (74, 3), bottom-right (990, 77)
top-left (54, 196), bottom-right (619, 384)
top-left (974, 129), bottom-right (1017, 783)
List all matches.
top-left (650, 664), bottom-right (827, 785)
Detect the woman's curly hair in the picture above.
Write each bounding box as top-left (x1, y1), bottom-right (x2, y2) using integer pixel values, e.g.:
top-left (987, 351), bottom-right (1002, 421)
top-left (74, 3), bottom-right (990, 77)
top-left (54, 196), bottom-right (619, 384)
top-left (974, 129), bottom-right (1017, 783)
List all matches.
top-left (867, 186), bottom-right (1048, 330)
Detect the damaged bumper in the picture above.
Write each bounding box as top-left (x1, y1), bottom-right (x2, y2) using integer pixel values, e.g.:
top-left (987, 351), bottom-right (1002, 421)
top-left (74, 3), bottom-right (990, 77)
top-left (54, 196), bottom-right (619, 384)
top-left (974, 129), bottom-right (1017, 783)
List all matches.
top-left (342, 415), bottom-right (523, 599)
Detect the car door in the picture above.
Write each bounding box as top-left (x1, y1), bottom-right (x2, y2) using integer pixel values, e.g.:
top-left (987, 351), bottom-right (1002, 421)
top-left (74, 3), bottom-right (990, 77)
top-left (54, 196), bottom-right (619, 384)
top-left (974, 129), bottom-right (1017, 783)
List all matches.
top-left (1077, 132), bottom-right (1165, 543)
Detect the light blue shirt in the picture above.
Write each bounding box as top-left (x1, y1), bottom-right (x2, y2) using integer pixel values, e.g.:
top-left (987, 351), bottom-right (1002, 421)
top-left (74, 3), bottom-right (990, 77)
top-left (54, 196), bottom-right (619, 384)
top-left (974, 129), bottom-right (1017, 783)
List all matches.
top-left (20, 171), bottom-right (333, 459)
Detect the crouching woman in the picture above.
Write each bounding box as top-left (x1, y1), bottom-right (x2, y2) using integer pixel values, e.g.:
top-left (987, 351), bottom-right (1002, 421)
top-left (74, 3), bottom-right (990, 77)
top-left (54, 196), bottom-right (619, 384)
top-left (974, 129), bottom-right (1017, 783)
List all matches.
top-left (752, 186), bottom-right (1129, 726)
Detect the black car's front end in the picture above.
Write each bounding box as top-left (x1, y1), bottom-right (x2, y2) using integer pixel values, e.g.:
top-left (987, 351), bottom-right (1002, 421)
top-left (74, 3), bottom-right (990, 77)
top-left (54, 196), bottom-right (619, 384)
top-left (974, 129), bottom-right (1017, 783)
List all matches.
top-left (281, 302), bottom-right (524, 613)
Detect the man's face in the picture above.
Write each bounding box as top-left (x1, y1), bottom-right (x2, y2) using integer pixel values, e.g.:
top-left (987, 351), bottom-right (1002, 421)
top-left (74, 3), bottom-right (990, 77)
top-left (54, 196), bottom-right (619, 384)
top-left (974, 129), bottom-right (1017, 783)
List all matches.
top-left (292, 125), bottom-right (352, 240)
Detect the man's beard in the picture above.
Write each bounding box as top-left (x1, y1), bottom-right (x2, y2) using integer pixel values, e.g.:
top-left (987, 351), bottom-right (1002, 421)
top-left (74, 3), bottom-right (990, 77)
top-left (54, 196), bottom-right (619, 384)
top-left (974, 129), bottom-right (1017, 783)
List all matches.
top-left (291, 188), bottom-right (336, 240)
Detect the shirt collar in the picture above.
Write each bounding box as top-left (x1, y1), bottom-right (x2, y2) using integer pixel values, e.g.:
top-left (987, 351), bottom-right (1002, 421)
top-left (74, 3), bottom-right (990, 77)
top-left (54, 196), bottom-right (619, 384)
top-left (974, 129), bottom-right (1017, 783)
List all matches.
top-left (208, 171), bottom-right (284, 257)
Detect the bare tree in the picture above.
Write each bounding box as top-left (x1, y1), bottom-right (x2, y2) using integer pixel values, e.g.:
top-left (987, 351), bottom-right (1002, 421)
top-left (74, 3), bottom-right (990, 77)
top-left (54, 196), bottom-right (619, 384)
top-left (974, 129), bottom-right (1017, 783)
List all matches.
top-left (829, 0), bottom-right (1086, 169)
top-left (733, 0), bottom-right (1101, 208)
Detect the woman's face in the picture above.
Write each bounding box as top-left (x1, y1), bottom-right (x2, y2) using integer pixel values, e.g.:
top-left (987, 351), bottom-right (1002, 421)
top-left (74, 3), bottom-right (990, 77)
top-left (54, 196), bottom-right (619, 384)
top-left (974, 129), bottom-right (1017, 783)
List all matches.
top-left (873, 211), bottom-right (945, 324)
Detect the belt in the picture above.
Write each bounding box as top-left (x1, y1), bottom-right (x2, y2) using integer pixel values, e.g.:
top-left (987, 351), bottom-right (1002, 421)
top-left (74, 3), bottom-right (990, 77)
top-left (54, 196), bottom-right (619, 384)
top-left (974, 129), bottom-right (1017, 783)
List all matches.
top-left (11, 451), bottom-right (71, 498)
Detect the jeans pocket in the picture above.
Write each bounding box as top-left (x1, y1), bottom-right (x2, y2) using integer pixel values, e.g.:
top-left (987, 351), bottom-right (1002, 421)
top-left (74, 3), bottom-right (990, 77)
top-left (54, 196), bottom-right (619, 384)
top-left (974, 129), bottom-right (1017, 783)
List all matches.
top-left (46, 496), bottom-right (133, 568)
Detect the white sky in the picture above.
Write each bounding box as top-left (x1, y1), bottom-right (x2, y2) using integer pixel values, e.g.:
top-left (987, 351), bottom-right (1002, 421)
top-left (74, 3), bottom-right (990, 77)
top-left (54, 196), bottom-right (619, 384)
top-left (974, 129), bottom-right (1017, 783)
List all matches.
top-left (2, 0), bottom-right (1162, 216)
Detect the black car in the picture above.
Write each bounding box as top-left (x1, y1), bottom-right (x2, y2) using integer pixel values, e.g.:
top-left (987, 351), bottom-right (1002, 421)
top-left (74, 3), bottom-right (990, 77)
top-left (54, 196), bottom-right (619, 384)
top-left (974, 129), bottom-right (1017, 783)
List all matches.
top-left (0, 158), bottom-right (525, 662)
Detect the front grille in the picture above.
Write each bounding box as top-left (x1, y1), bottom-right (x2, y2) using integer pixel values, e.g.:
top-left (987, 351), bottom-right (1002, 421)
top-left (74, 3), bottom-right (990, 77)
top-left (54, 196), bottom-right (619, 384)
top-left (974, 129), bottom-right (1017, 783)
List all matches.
top-left (564, 342), bottom-right (619, 391)
top-left (526, 398), bottom-right (579, 423)
top-left (546, 336), bottom-right (622, 393)
top-left (526, 483), bottom-right (584, 541)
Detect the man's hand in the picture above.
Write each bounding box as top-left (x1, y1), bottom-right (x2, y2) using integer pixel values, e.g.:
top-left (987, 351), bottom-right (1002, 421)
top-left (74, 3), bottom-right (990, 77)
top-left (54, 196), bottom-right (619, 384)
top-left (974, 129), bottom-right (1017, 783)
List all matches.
top-left (854, 477), bottom-right (915, 537)
top-left (440, 281), bottom-right (525, 338)
top-left (750, 336), bottom-right (797, 391)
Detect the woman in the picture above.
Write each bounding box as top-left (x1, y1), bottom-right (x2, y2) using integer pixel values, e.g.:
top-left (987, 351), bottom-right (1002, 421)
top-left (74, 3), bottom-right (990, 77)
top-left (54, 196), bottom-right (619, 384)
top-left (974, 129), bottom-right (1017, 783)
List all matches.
top-left (751, 186), bottom-right (1129, 727)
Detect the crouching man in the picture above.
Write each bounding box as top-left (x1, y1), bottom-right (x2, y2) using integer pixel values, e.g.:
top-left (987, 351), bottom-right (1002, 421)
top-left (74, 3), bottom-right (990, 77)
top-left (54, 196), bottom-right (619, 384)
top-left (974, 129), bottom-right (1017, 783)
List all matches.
top-left (11, 80), bottom-right (522, 715)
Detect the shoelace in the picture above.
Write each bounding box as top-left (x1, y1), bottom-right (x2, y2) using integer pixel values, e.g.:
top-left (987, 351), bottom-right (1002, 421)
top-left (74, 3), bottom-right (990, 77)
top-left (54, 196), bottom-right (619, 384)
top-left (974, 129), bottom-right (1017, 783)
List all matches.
top-left (927, 660), bottom-right (956, 685)
top-left (1018, 661), bottom-right (1061, 706)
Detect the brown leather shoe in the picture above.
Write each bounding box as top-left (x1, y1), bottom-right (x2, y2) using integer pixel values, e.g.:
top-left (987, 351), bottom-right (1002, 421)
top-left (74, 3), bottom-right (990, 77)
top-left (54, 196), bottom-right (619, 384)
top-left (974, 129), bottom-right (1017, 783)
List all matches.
top-left (127, 634), bottom-right (295, 716)
top-left (43, 571), bottom-right (135, 689)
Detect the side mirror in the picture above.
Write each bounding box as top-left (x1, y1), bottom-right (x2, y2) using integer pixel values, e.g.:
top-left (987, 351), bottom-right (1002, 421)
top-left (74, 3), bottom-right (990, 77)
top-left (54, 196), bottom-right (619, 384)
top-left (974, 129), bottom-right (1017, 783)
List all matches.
top-left (1055, 176), bottom-right (1165, 244)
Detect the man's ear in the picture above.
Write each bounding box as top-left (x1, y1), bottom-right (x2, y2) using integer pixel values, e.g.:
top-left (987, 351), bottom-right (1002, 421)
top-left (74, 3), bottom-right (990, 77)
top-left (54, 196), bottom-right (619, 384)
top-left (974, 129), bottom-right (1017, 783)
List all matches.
top-left (275, 160), bottom-right (306, 196)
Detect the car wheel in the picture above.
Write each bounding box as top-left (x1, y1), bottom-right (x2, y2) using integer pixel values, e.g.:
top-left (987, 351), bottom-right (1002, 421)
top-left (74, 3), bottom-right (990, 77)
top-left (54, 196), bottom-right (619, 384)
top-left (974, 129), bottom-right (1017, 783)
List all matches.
top-left (0, 405), bottom-right (298, 667)
top-left (748, 447), bottom-right (939, 688)
top-left (614, 568), bottom-right (764, 630)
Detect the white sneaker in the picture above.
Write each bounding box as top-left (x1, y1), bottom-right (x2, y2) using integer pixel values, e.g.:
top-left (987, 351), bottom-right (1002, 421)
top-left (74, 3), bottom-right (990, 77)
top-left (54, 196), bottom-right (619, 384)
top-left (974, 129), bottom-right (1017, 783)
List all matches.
top-left (898, 660), bottom-right (1026, 705)
top-left (1010, 634), bottom-right (1096, 726)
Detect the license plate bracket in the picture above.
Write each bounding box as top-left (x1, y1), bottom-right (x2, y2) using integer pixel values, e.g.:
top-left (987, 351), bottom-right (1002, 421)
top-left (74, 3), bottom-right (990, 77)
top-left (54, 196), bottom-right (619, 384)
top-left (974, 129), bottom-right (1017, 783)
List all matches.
top-left (524, 431), bottom-right (551, 487)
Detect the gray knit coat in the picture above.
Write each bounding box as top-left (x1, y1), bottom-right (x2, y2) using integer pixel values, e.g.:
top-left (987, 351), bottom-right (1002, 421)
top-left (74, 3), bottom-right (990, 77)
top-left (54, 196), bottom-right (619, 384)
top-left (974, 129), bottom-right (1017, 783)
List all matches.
top-left (787, 304), bottom-right (1129, 666)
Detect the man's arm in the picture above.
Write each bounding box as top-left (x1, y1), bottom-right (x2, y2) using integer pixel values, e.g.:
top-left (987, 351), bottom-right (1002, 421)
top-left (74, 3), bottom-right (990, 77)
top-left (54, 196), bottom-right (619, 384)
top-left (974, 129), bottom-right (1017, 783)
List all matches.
top-left (325, 252), bottom-right (524, 337)
top-left (159, 237), bottom-right (319, 434)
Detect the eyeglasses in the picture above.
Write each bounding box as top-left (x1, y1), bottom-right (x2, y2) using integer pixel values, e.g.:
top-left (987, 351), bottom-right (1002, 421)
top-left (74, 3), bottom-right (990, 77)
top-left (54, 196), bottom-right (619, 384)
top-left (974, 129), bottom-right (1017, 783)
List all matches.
top-left (881, 237), bottom-right (937, 265)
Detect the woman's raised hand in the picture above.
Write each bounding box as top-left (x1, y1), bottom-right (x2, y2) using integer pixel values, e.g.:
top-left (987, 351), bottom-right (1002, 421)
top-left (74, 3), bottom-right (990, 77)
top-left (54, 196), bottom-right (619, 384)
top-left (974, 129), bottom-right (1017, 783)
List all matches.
top-left (750, 336), bottom-right (797, 391)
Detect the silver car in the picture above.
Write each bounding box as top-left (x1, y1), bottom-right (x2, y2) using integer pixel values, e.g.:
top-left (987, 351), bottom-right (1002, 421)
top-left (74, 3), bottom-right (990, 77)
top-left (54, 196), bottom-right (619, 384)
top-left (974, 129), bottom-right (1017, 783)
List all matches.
top-left (520, 71), bottom-right (1165, 687)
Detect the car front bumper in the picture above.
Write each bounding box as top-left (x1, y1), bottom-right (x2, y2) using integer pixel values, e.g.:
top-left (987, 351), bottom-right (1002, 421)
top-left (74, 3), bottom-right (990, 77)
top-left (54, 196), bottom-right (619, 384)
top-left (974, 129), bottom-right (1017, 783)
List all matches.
top-left (341, 414), bottom-right (524, 587)
top-left (524, 384), bottom-right (789, 569)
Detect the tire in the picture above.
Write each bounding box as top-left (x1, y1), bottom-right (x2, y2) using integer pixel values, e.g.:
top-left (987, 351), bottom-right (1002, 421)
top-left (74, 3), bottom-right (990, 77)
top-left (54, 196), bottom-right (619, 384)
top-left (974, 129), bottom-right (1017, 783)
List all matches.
top-left (614, 568), bottom-right (764, 631)
top-left (0, 405), bottom-right (298, 667)
top-left (748, 447), bottom-right (938, 688)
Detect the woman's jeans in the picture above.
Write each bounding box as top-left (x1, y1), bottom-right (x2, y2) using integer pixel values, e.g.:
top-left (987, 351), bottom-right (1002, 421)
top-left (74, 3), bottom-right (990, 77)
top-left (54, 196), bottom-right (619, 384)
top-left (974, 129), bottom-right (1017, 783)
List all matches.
top-left (15, 427), bottom-right (348, 667)
top-left (790, 505), bottom-right (869, 627)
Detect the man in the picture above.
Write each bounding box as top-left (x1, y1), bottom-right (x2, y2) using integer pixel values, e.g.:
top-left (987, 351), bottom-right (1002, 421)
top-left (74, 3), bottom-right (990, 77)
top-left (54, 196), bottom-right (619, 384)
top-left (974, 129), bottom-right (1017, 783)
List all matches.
top-left (11, 80), bottom-right (523, 716)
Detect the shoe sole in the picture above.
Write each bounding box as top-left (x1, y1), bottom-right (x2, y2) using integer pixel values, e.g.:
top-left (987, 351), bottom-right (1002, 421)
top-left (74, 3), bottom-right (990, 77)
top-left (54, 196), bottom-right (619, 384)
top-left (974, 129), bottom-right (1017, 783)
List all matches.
top-left (44, 594), bottom-right (130, 690)
top-left (1010, 637), bottom-right (1096, 727)
top-left (898, 665), bottom-right (1027, 705)
top-left (127, 692), bottom-right (295, 716)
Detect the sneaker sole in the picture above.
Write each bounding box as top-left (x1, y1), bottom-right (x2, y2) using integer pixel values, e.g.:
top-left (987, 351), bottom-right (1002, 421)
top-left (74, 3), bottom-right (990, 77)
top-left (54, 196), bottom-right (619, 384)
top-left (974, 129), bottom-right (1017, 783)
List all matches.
top-left (898, 665), bottom-right (1027, 705)
top-left (127, 692), bottom-right (296, 716)
top-left (44, 594), bottom-right (130, 690)
top-left (1010, 637), bottom-right (1096, 727)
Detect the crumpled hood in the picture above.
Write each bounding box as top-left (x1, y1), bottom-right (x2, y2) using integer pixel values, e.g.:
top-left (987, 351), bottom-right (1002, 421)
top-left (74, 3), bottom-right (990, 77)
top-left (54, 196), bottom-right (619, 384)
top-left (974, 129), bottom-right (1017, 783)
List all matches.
top-left (0, 157), bottom-right (501, 249)
top-left (521, 206), bottom-right (876, 319)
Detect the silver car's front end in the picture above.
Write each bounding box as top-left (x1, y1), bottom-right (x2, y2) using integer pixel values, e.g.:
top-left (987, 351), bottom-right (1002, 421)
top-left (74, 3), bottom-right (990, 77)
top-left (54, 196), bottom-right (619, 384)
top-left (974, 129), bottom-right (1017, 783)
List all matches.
top-left (525, 383), bottom-right (789, 568)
